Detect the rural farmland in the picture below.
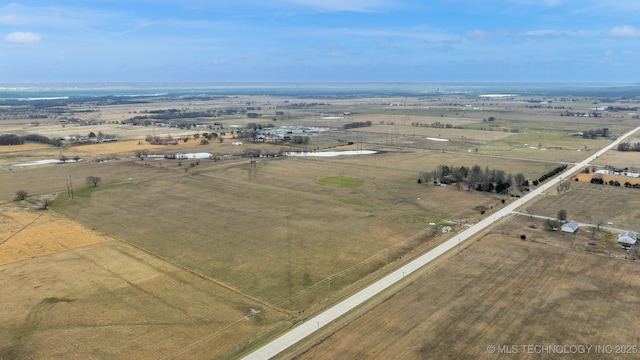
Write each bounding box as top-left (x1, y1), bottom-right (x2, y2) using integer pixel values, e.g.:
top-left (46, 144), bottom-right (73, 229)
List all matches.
top-left (1, 85), bottom-right (640, 359)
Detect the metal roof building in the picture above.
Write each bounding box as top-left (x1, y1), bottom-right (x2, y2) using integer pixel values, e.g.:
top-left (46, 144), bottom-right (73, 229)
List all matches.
top-left (561, 220), bottom-right (579, 233)
top-left (618, 231), bottom-right (638, 246)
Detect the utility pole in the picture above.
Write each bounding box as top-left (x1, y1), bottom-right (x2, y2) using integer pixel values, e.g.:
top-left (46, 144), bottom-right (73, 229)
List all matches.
top-left (66, 175), bottom-right (74, 200)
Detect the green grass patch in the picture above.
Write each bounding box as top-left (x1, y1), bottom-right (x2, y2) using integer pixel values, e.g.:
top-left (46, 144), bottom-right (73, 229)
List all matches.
top-left (51, 182), bottom-right (134, 210)
top-left (71, 182), bottom-right (133, 197)
top-left (318, 176), bottom-right (363, 187)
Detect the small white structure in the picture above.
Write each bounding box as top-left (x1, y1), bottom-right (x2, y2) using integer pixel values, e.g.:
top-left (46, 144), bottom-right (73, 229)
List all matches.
top-left (618, 231), bottom-right (638, 248)
top-left (561, 220), bottom-right (579, 233)
top-left (441, 226), bottom-right (453, 234)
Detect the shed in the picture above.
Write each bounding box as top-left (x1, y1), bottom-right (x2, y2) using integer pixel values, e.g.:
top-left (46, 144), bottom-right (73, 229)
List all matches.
top-left (441, 226), bottom-right (453, 234)
top-left (561, 220), bottom-right (579, 233)
top-left (618, 231), bottom-right (638, 247)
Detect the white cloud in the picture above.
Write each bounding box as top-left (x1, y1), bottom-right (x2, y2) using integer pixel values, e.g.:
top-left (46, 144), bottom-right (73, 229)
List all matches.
top-left (0, 14), bottom-right (19, 24)
top-left (609, 25), bottom-right (640, 38)
top-left (3, 31), bottom-right (41, 44)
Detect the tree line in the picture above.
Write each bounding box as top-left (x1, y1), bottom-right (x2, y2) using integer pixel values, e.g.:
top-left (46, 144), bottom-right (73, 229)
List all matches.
top-left (617, 142), bottom-right (640, 152)
top-left (343, 121), bottom-right (372, 129)
top-left (419, 164), bottom-right (568, 194)
top-left (0, 134), bottom-right (61, 146)
top-left (419, 164), bottom-right (526, 194)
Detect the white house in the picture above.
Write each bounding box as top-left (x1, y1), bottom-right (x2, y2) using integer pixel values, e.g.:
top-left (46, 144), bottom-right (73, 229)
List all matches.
top-left (561, 220), bottom-right (579, 233)
top-left (618, 231), bottom-right (637, 247)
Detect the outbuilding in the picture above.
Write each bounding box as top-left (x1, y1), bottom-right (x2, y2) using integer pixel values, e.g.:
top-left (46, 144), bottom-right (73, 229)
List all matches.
top-left (618, 231), bottom-right (638, 248)
top-left (561, 220), bottom-right (579, 233)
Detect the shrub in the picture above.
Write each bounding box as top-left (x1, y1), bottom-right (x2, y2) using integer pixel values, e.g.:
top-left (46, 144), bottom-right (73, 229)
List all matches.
top-left (15, 190), bottom-right (28, 201)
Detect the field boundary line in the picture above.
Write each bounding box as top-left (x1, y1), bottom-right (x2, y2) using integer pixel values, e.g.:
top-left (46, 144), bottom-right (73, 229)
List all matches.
top-left (107, 233), bottom-right (289, 315)
top-left (0, 212), bottom-right (42, 246)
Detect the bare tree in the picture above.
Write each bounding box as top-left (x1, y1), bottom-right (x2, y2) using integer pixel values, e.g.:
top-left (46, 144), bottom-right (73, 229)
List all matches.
top-left (15, 190), bottom-right (28, 201)
top-left (545, 218), bottom-right (561, 230)
top-left (557, 209), bottom-right (567, 222)
top-left (514, 173), bottom-right (525, 188)
top-left (39, 198), bottom-right (52, 210)
top-left (86, 176), bottom-right (101, 187)
top-left (557, 181), bottom-right (571, 193)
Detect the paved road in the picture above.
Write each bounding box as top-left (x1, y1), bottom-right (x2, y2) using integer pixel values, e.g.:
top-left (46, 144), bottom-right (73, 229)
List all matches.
top-left (242, 125), bottom-right (640, 360)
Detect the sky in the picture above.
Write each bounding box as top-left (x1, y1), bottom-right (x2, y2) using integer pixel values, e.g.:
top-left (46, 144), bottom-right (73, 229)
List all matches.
top-left (1, 0), bottom-right (639, 83)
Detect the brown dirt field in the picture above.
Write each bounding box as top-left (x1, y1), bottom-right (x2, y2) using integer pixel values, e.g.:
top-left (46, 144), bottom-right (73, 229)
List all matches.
top-left (0, 237), bottom-right (287, 360)
top-left (0, 143), bottom-right (51, 153)
top-left (296, 217), bottom-right (640, 360)
top-left (0, 202), bottom-right (109, 265)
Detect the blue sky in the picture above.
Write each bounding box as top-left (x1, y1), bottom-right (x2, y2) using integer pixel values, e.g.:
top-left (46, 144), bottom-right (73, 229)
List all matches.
top-left (1, 0), bottom-right (639, 83)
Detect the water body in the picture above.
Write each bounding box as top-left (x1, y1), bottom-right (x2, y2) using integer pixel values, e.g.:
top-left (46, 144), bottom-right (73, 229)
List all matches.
top-left (286, 150), bottom-right (376, 157)
top-left (1, 83), bottom-right (639, 101)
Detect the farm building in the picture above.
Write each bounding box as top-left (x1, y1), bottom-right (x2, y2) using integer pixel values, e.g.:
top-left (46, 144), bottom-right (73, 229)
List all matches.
top-left (561, 220), bottom-right (579, 233)
top-left (618, 231), bottom-right (637, 248)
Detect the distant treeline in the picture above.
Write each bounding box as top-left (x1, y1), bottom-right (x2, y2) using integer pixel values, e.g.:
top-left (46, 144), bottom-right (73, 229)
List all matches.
top-left (617, 142), bottom-right (640, 152)
top-left (343, 121), bottom-right (372, 129)
top-left (0, 134), bottom-right (61, 146)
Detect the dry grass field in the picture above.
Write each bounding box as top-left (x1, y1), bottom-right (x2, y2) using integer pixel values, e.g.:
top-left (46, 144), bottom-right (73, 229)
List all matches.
top-left (0, 237), bottom-right (287, 359)
top-left (2, 92), bottom-right (640, 359)
top-left (296, 216), bottom-right (640, 360)
top-left (526, 180), bottom-right (640, 232)
top-left (49, 152), bottom-right (520, 307)
top-left (0, 202), bottom-right (108, 264)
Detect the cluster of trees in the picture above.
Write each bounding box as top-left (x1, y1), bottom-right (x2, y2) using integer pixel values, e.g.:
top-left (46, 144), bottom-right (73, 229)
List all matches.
top-left (238, 129), bottom-right (259, 140)
top-left (343, 121), bottom-right (372, 129)
top-left (606, 105), bottom-right (638, 112)
top-left (589, 177), bottom-right (634, 187)
top-left (290, 135), bottom-right (310, 144)
top-left (411, 121), bottom-right (455, 128)
top-left (617, 142), bottom-right (640, 152)
top-left (199, 132), bottom-right (219, 140)
top-left (581, 128), bottom-right (609, 139)
top-left (419, 164), bottom-right (528, 194)
top-left (0, 134), bottom-right (61, 146)
top-left (145, 135), bottom-right (178, 145)
top-left (274, 102), bottom-right (329, 109)
top-left (123, 109), bottom-right (217, 127)
top-left (531, 165), bottom-right (567, 186)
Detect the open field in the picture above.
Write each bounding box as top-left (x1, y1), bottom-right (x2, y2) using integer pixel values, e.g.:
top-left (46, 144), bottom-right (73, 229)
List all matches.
top-left (0, 232), bottom-right (286, 359)
top-left (526, 180), bottom-right (640, 233)
top-left (296, 216), bottom-right (640, 360)
top-left (50, 152), bottom-right (530, 307)
top-left (0, 202), bottom-right (108, 265)
top-left (2, 90), bottom-right (640, 358)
